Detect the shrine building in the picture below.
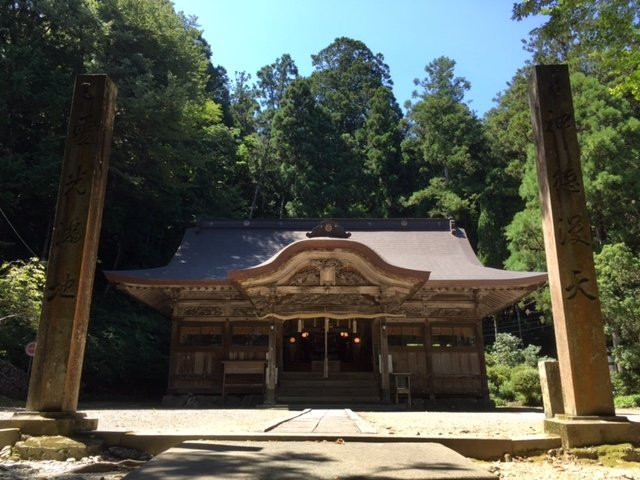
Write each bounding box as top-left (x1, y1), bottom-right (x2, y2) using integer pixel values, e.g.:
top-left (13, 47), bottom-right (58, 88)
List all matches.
top-left (104, 219), bottom-right (547, 405)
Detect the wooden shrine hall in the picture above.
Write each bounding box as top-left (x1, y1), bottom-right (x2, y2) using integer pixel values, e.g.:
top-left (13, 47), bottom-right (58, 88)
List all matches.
top-left (105, 219), bottom-right (547, 405)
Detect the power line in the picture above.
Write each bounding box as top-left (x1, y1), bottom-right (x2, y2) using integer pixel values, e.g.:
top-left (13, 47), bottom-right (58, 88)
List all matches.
top-left (0, 205), bottom-right (39, 258)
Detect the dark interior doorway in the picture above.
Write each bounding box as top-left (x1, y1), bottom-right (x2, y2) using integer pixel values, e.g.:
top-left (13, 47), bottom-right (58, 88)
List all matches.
top-left (282, 318), bottom-right (373, 374)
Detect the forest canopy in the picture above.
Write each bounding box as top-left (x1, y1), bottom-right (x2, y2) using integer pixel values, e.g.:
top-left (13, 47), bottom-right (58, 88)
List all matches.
top-left (0, 0), bottom-right (638, 396)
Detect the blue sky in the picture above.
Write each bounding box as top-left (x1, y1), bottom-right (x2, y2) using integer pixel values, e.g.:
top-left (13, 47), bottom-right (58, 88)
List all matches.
top-left (172, 0), bottom-right (546, 116)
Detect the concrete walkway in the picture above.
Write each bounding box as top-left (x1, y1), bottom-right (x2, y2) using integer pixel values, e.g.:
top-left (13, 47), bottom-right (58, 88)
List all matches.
top-left (123, 440), bottom-right (497, 479)
top-left (121, 410), bottom-right (498, 479)
top-left (267, 408), bottom-right (377, 434)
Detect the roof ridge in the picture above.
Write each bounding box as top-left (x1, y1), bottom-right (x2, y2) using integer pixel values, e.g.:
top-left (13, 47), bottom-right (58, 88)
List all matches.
top-left (196, 218), bottom-right (453, 231)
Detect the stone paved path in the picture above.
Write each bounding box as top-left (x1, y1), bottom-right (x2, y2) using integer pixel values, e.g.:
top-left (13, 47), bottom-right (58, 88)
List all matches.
top-left (267, 408), bottom-right (377, 434)
top-left (123, 440), bottom-right (497, 479)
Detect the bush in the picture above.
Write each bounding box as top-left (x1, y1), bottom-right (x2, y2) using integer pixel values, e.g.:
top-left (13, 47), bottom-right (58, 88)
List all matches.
top-left (614, 394), bottom-right (640, 408)
top-left (0, 258), bottom-right (45, 371)
top-left (486, 334), bottom-right (545, 406)
top-left (487, 364), bottom-right (512, 401)
top-left (488, 333), bottom-right (525, 367)
top-left (511, 365), bottom-right (542, 406)
top-left (611, 372), bottom-right (629, 396)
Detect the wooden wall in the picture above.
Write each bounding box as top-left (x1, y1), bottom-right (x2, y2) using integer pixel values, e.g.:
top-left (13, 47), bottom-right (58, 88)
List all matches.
top-left (167, 311), bottom-right (488, 400)
top-left (168, 318), bottom-right (268, 394)
top-left (387, 319), bottom-right (487, 399)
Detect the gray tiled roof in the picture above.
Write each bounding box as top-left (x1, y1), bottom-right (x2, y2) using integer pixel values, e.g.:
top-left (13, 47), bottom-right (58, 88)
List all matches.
top-left (105, 219), bottom-right (546, 285)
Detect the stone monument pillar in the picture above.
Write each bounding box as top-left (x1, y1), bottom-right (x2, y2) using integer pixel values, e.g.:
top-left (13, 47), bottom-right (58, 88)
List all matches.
top-left (7, 75), bottom-right (117, 434)
top-left (530, 65), bottom-right (638, 446)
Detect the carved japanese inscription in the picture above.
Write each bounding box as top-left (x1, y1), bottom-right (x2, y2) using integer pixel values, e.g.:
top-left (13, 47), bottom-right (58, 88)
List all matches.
top-left (529, 64), bottom-right (614, 416)
top-left (27, 75), bottom-right (117, 413)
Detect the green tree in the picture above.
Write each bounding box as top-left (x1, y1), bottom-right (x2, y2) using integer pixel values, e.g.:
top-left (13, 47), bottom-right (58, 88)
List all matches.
top-left (0, 0), bottom-right (104, 258)
top-left (595, 243), bottom-right (640, 390)
top-left (481, 70), bottom-right (533, 266)
top-left (0, 259), bottom-right (45, 370)
top-left (311, 37), bottom-right (393, 133)
top-left (94, 0), bottom-right (248, 268)
top-left (229, 71), bottom-right (259, 137)
top-left (403, 57), bottom-right (491, 247)
top-left (513, 0), bottom-right (640, 103)
top-left (256, 54), bottom-right (299, 114)
top-left (309, 37), bottom-right (403, 215)
top-left (505, 73), bottom-right (640, 272)
top-left (247, 54), bottom-right (300, 218)
top-left (271, 78), bottom-right (341, 216)
top-left (0, 0), bottom-right (249, 397)
top-left (357, 86), bottom-right (406, 216)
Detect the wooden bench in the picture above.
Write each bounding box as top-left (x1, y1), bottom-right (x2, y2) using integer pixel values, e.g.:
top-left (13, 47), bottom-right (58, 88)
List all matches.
top-left (392, 372), bottom-right (412, 408)
top-left (222, 361), bottom-right (266, 402)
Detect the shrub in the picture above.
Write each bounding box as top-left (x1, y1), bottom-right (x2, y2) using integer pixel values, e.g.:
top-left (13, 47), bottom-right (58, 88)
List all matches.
top-left (488, 333), bottom-right (525, 367)
top-left (614, 394), bottom-right (640, 408)
top-left (511, 365), bottom-right (542, 406)
top-left (486, 334), bottom-right (545, 406)
top-left (487, 364), bottom-right (512, 402)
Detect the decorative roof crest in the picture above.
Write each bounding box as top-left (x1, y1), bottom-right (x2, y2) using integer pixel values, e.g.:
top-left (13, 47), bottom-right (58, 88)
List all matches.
top-left (306, 220), bottom-right (351, 239)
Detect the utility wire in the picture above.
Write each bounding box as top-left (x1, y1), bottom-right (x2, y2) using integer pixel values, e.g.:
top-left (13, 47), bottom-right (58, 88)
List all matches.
top-left (0, 205), bottom-right (39, 258)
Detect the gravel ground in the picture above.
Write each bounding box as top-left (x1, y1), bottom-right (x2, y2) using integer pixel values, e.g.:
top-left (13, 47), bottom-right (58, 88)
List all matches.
top-left (82, 406), bottom-right (303, 434)
top-left (1, 405), bottom-right (640, 479)
top-left (482, 457), bottom-right (640, 480)
top-left (357, 409), bottom-right (545, 437)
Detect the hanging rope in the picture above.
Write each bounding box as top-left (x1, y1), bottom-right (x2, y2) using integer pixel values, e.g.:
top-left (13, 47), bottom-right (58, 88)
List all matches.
top-left (0, 205), bottom-right (39, 258)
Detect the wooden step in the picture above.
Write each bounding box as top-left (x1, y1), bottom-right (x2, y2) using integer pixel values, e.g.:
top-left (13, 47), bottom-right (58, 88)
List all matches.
top-left (276, 395), bottom-right (381, 404)
top-left (277, 370), bottom-right (380, 404)
top-left (279, 379), bottom-right (377, 387)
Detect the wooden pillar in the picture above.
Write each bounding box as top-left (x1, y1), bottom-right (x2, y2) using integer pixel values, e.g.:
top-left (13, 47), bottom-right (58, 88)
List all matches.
top-left (475, 319), bottom-right (490, 402)
top-left (27, 75), bottom-right (117, 413)
top-left (323, 317), bottom-right (329, 378)
top-left (167, 316), bottom-right (180, 392)
top-left (529, 64), bottom-right (614, 417)
top-left (425, 319), bottom-right (435, 399)
top-left (379, 318), bottom-right (391, 403)
top-left (265, 321), bottom-right (277, 404)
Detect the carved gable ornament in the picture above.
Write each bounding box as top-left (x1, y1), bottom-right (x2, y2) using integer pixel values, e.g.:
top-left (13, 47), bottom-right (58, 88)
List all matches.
top-left (306, 220), bottom-right (351, 238)
top-left (228, 240), bottom-right (430, 316)
top-left (287, 260), bottom-right (369, 287)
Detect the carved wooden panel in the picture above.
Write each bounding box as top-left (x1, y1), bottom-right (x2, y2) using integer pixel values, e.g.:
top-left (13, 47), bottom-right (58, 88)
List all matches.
top-left (335, 269), bottom-right (368, 286)
top-left (289, 268), bottom-right (321, 286)
top-left (178, 305), bottom-right (224, 317)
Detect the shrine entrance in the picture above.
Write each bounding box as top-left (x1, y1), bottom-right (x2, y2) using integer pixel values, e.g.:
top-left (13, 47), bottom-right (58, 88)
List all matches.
top-left (282, 318), bottom-right (373, 376)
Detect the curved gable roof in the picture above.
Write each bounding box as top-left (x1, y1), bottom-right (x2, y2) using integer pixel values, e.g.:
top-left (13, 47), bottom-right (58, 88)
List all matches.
top-left (104, 219), bottom-right (546, 288)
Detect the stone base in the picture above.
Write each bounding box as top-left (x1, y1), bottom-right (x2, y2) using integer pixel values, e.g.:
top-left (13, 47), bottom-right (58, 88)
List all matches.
top-left (0, 411), bottom-right (98, 436)
top-left (544, 415), bottom-right (640, 448)
top-left (0, 428), bottom-right (20, 448)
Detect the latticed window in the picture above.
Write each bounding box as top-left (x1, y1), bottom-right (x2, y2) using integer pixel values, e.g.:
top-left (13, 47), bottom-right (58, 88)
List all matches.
top-left (179, 324), bottom-right (223, 346)
top-left (388, 325), bottom-right (424, 347)
top-left (231, 324), bottom-right (269, 346)
top-left (431, 325), bottom-right (476, 348)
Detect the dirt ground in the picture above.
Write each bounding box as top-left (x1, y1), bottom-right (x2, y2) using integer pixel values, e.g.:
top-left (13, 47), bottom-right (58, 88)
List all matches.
top-left (1, 405), bottom-right (639, 479)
